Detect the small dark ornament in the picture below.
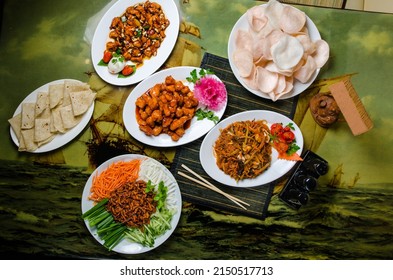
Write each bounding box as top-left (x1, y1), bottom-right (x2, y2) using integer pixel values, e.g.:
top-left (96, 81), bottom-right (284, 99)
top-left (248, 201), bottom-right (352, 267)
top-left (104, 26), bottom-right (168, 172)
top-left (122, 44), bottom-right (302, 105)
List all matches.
top-left (309, 92), bottom-right (341, 128)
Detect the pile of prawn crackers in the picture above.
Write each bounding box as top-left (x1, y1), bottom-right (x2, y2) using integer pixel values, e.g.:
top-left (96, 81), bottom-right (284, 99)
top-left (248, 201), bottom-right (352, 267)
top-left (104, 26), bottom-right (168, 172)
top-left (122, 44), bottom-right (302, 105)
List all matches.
top-left (232, 0), bottom-right (329, 101)
top-left (9, 80), bottom-right (96, 152)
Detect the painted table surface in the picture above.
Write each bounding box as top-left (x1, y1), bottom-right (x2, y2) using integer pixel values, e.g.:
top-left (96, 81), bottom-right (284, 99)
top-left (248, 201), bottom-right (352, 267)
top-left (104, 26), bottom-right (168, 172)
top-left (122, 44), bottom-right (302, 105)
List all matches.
top-left (1, 0), bottom-right (393, 259)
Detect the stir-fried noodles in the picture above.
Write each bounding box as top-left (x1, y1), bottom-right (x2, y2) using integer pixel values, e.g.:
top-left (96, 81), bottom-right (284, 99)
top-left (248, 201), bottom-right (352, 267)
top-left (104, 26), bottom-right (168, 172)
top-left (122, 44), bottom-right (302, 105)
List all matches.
top-left (106, 180), bottom-right (157, 229)
top-left (214, 120), bottom-right (272, 181)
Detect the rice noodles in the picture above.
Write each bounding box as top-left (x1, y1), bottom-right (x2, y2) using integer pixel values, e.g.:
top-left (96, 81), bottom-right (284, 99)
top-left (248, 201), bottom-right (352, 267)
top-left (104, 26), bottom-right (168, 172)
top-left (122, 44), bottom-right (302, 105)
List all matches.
top-left (214, 120), bottom-right (272, 181)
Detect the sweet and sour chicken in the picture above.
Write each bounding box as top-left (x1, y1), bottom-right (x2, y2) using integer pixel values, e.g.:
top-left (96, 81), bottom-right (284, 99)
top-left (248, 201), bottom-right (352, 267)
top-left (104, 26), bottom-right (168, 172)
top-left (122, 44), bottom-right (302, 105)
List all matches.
top-left (135, 75), bottom-right (199, 141)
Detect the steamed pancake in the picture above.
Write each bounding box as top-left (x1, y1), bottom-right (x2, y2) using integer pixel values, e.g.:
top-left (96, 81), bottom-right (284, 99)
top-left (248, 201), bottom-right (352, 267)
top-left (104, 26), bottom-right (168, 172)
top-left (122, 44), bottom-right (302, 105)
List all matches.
top-left (59, 104), bottom-right (83, 130)
top-left (70, 90), bottom-right (97, 116)
top-left (49, 83), bottom-right (64, 109)
top-left (9, 80), bottom-right (96, 152)
top-left (8, 113), bottom-right (22, 141)
top-left (34, 118), bottom-right (53, 143)
top-left (21, 103), bottom-right (35, 129)
top-left (35, 91), bottom-right (49, 117)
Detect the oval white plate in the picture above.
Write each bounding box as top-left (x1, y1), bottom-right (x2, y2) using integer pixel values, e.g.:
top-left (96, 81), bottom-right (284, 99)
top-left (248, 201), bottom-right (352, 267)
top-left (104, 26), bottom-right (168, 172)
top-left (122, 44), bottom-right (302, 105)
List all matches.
top-left (81, 154), bottom-right (182, 254)
top-left (200, 110), bottom-right (303, 187)
top-left (10, 79), bottom-right (94, 153)
top-left (227, 3), bottom-right (321, 100)
top-left (91, 0), bottom-right (180, 86)
top-left (123, 66), bottom-right (227, 147)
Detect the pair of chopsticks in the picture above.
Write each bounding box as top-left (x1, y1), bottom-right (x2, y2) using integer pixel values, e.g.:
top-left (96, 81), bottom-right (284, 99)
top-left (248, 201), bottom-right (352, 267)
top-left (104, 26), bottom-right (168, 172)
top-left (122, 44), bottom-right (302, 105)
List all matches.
top-left (177, 164), bottom-right (250, 210)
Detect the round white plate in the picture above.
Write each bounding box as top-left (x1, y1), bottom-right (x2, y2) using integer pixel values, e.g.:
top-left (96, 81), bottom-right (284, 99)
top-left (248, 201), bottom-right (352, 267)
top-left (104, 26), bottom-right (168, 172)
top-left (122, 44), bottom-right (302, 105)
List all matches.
top-left (123, 66), bottom-right (227, 147)
top-left (10, 79), bottom-right (94, 153)
top-left (81, 154), bottom-right (182, 254)
top-left (227, 3), bottom-right (321, 100)
top-left (91, 0), bottom-right (180, 86)
top-left (200, 110), bottom-right (303, 187)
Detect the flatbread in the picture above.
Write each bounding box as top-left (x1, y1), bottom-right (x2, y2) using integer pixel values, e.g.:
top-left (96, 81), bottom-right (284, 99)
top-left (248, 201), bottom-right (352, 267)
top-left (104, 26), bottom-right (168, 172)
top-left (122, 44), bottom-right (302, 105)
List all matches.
top-left (11, 80), bottom-right (95, 152)
top-left (18, 134), bottom-right (27, 152)
top-left (34, 118), bottom-right (53, 143)
top-left (20, 129), bottom-right (38, 152)
top-left (59, 104), bottom-right (82, 130)
top-left (8, 113), bottom-right (22, 141)
top-left (49, 83), bottom-right (64, 109)
top-left (70, 90), bottom-right (96, 116)
top-left (39, 106), bottom-right (51, 119)
top-left (35, 92), bottom-right (49, 117)
top-left (37, 134), bottom-right (56, 148)
top-left (50, 107), bottom-right (66, 134)
top-left (63, 81), bottom-right (90, 106)
top-left (21, 102), bottom-right (36, 129)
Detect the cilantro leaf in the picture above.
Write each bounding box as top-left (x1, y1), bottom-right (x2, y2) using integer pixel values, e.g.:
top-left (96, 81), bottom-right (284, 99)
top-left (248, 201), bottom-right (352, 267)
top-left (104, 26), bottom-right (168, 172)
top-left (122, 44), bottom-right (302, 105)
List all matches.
top-left (98, 59), bottom-right (108, 66)
top-left (186, 69), bottom-right (198, 83)
top-left (195, 108), bottom-right (219, 124)
top-left (198, 68), bottom-right (214, 78)
top-left (286, 123), bottom-right (296, 130)
top-left (186, 68), bottom-right (215, 84)
top-left (287, 143), bottom-right (300, 155)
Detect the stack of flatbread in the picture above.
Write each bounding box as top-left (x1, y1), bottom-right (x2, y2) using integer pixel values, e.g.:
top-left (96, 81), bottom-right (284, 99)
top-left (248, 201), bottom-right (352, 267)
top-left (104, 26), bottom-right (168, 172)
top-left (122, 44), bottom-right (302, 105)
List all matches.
top-left (8, 80), bottom-right (96, 152)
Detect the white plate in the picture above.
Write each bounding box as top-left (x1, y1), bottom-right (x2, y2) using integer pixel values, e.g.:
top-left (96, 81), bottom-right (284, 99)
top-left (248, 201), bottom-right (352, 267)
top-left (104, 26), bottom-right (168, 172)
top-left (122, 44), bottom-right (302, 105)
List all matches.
top-left (227, 3), bottom-right (321, 100)
top-left (81, 154), bottom-right (182, 254)
top-left (10, 79), bottom-right (94, 153)
top-left (91, 0), bottom-right (180, 86)
top-left (123, 66), bottom-right (227, 147)
top-left (200, 110), bottom-right (303, 187)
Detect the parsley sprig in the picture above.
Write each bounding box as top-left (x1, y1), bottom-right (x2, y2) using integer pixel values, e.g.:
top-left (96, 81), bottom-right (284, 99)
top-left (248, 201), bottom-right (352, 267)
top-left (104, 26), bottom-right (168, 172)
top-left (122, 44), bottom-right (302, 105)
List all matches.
top-left (186, 68), bottom-right (214, 84)
top-left (287, 143), bottom-right (300, 156)
top-left (195, 108), bottom-right (219, 124)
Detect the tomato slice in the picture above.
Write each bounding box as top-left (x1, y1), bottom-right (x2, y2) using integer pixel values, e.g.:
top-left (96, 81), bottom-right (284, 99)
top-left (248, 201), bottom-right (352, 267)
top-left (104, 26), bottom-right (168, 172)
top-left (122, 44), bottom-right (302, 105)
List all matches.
top-left (270, 123), bottom-right (284, 136)
top-left (280, 131), bottom-right (295, 143)
top-left (270, 122), bottom-right (302, 161)
top-left (103, 51), bottom-right (113, 64)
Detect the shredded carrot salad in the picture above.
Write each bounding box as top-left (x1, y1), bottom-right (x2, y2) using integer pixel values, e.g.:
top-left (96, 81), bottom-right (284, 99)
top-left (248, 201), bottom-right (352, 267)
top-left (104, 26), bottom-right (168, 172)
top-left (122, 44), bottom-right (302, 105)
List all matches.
top-left (89, 159), bottom-right (141, 202)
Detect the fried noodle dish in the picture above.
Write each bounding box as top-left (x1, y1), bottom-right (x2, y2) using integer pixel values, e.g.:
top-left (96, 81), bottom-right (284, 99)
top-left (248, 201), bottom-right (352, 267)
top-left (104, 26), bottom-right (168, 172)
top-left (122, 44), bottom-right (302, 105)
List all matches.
top-left (214, 120), bottom-right (272, 181)
top-left (107, 1), bottom-right (170, 66)
top-left (135, 75), bottom-right (199, 141)
top-left (106, 180), bottom-right (156, 228)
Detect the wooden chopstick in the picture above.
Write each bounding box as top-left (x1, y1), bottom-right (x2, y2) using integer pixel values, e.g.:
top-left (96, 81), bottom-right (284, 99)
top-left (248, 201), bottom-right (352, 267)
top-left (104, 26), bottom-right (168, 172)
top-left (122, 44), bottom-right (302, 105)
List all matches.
top-left (178, 164), bottom-right (250, 210)
top-left (177, 171), bottom-right (247, 210)
top-left (180, 164), bottom-right (250, 206)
